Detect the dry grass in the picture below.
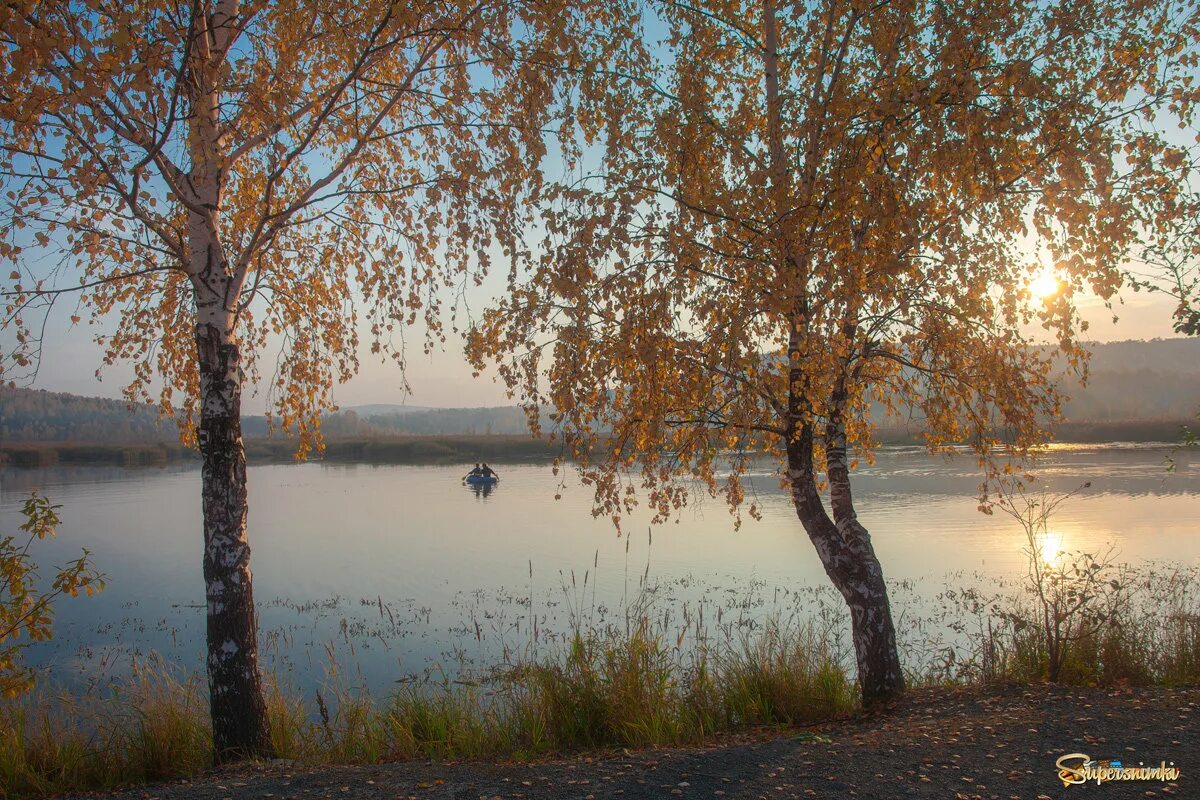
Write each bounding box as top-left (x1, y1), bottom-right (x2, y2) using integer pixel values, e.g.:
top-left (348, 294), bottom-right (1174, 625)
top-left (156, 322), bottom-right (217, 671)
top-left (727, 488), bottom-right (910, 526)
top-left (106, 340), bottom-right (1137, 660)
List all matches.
top-left (909, 564), bottom-right (1200, 688)
top-left (0, 657), bottom-right (210, 797)
top-left (2, 564), bottom-right (1196, 799)
top-left (0, 617), bottom-right (852, 798)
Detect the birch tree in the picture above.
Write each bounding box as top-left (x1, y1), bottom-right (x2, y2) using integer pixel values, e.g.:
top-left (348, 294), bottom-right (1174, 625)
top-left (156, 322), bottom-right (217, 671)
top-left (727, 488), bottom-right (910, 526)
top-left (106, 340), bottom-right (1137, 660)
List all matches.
top-left (1, 0), bottom-right (634, 759)
top-left (472, 0), bottom-right (1199, 703)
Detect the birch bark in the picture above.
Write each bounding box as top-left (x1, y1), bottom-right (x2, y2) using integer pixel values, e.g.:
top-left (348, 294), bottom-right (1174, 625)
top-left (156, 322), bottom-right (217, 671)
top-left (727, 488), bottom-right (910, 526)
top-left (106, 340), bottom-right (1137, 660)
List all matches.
top-left (184, 2), bottom-right (273, 759)
top-left (766, 0), bottom-right (905, 705)
top-left (784, 415), bottom-right (906, 705)
top-left (194, 317), bottom-right (272, 760)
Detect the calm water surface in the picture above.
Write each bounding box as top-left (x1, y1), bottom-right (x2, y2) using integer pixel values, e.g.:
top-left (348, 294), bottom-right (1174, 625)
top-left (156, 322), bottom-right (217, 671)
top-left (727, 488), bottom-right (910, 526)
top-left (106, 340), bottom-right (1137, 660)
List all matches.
top-left (1, 444), bottom-right (1196, 693)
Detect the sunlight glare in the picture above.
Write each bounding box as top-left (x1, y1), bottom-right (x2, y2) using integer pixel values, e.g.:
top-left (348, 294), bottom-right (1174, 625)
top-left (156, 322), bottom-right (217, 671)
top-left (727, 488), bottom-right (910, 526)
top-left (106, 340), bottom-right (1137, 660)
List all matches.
top-left (1035, 530), bottom-right (1067, 568)
top-left (1027, 268), bottom-right (1061, 300)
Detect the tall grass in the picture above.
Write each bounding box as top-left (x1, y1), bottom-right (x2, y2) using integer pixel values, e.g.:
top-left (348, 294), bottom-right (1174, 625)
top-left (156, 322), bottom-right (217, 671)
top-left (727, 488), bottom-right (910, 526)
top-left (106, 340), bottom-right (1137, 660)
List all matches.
top-left (0, 656), bottom-right (210, 797)
top-left (0, 614), bottom-right (853, 798)
top-left (908, 563), bottom-right (1200, 688)
top-left (2, 560), bottom-right (1197, 798)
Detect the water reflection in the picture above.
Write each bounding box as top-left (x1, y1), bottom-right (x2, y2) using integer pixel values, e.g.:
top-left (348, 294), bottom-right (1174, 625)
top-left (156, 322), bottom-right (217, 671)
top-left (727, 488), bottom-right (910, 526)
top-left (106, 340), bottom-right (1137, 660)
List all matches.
top-left (1033, 529), bottom-right (1068, 568)
top-left (465, 479), bottom-right (498, 499)
top-left (0, 444), bottom-right (1195, 694)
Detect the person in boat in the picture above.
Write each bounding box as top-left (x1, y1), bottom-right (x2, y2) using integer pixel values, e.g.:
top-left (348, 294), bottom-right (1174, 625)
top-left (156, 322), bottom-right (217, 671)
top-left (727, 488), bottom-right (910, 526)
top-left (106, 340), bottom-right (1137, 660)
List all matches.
top-left (480, 463), bottom-right (498, 480)
top-left (464, 463), bottom-right (483, 480)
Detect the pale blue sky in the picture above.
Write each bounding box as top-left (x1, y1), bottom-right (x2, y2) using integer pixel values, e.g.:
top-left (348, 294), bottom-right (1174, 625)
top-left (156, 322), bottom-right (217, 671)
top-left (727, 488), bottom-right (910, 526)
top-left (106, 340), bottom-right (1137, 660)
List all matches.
top-left (17, 268), bottom-right (1185, 412)
top-left (6, 3), bottom-right (1193, 412)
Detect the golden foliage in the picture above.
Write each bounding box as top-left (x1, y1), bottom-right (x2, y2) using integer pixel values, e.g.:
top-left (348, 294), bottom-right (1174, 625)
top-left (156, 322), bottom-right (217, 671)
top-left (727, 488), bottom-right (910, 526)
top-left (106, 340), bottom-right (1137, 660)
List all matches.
top-left (0, 0), bottom-right (639, 451)
top-left (0, 493), bottom-right (104, 698)
top-left (473, 0), bottom-right (1200, 522)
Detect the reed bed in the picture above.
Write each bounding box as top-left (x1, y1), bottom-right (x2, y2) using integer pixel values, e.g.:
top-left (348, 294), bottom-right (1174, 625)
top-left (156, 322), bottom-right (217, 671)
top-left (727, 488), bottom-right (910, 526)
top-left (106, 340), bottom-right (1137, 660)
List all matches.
top-left (0, 612), bottom-right (852, 798)
top-left (2, 560), bottom-right (1197, 799)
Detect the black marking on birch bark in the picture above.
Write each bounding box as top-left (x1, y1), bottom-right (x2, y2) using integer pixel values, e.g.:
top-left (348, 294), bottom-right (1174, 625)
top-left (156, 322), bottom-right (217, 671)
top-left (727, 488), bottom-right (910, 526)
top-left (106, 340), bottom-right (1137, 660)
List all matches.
top-left (785, 418), bottom-right (905, 706)
top-left (196, 322), bottom-right (274, 761)
top-left (183, 17), bottom-right (270, 760)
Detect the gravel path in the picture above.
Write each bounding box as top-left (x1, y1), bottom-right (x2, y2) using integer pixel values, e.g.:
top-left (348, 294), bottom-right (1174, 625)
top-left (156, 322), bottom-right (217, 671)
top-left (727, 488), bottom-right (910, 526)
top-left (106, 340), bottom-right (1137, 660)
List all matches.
top-left (76, 686), bottom-right (1196, 800)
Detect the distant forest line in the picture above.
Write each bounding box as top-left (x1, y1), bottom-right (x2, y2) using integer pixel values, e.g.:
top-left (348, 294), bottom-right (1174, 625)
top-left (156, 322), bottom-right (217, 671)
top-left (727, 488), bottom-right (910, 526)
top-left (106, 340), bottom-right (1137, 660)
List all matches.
top-left (1, 421), bottom-right (1194, 469)
top-left (2, 339), bottom-right (1197, 462)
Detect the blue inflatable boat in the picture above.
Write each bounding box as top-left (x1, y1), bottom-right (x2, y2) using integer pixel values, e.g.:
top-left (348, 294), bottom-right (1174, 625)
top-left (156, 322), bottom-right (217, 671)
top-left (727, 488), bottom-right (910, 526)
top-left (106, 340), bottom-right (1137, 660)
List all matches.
top-left (465, 474), bottom-right (499, 486)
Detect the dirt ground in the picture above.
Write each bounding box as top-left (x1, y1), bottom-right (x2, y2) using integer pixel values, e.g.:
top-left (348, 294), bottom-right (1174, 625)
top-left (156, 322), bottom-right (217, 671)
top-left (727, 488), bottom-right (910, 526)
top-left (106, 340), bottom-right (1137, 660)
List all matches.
top-left (78, 685), bottom-right (1196, 800)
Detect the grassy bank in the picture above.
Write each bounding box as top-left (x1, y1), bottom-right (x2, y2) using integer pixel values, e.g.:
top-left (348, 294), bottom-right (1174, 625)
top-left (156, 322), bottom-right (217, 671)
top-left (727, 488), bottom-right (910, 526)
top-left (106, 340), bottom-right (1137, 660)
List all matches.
top-left (2, 560), bottom-right (1198, 799)
top-left (0, 619), bottom-right (852, 798)
top-left (0, 442), bottom-right (193, 468)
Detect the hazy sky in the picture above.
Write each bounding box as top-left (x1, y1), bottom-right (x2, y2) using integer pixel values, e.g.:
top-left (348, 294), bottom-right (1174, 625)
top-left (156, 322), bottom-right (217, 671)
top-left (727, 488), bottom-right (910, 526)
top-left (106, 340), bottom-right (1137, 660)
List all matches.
top-left (5, 8), bottom-right (1194, 414)
top-left (12, 268), bottom-right (1186, 412)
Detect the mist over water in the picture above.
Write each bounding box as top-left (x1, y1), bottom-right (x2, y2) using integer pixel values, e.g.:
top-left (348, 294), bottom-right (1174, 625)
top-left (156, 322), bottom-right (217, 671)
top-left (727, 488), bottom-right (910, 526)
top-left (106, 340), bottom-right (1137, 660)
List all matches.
top-left (1, 444), bottom-right (1196, 695)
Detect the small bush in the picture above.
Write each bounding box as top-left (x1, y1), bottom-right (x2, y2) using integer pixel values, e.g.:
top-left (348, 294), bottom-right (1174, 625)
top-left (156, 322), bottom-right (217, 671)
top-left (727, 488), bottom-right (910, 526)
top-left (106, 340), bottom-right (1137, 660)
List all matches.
top-left (1, 493), bottom-right (103, 698)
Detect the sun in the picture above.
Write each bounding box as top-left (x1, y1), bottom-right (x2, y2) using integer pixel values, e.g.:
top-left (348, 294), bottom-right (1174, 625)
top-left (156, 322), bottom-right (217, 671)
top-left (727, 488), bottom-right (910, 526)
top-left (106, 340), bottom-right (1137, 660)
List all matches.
top-left (1027, 268), bottom-right (1061, 300)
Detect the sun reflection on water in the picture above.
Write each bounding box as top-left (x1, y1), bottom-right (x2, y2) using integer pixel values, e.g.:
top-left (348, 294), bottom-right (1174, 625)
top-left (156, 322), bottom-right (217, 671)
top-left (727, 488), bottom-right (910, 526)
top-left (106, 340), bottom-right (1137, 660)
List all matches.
top-left (1034, 530), bottom-right (1068, 568)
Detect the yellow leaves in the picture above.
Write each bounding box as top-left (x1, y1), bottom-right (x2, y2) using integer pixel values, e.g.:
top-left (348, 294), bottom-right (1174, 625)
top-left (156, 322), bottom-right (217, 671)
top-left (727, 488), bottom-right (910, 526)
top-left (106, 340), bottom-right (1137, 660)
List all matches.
top-left (472, 0), bottom-right (1191, 531)
top-left (1, 0), bottom-right (633, 455)
top-left (2, 493), bottom-right (104, 697)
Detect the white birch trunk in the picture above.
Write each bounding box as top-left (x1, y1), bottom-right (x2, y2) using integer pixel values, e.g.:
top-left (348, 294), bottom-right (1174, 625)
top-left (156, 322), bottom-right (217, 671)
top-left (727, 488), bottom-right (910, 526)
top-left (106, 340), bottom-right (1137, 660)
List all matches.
top-left (193, 305), bottom-right (273, 761)
top-left (184, 3), bottom-right (273, 759)
top-left (784, 421), bottom-right (906, 705)
top-left (784, 328), bottom-right (905, 706)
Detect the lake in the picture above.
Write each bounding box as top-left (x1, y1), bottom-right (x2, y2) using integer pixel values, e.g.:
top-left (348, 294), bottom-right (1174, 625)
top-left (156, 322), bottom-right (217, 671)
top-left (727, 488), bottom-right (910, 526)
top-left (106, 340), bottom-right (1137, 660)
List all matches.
top-left (1, 444), bottom-right (1196, 695)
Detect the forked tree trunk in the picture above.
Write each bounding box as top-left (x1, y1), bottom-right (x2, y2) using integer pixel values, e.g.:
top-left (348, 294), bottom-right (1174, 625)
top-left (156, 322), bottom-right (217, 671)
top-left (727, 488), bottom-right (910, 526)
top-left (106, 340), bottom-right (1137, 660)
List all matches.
top-left (196, 322), bottom-right (273, 761)
top-left (785, 423), bottom-right (905, 705)
top-left (762, 0), bottom-right (901, 703)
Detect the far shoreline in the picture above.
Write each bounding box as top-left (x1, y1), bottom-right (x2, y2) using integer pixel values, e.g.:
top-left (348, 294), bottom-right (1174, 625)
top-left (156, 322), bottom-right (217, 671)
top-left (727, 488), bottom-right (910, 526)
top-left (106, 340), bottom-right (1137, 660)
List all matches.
top-left (0, 419), bottom-right (1193, 469)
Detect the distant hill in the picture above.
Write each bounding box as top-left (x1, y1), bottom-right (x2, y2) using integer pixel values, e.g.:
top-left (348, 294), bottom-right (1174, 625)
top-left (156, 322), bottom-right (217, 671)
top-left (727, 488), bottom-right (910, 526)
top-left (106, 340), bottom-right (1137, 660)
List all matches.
top-left (1079, 337), bottom-right (1199, 373)
top-left (341, 406), bottom-right (535, 436)
top-left (344, 404), bottom-right (430, 416)
top-left (866, 338), bottom-right (1200, 425)
top-left (2, 338), bottom-right (1196, 445)
top-left (0, 388), bottom-right (541, 442)
top-left (1061, 338), bottom-right (1200, 421)
top-left (0, 387), bottom-right (176, 443)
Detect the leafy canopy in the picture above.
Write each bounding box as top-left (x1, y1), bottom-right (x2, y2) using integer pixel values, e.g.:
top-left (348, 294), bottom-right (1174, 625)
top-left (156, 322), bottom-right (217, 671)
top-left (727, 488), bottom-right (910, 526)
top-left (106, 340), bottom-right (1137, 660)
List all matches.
top-left (1, 0), bottom-right (637, 451)
top-left (473, 0), bottom-right (1200, 522)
